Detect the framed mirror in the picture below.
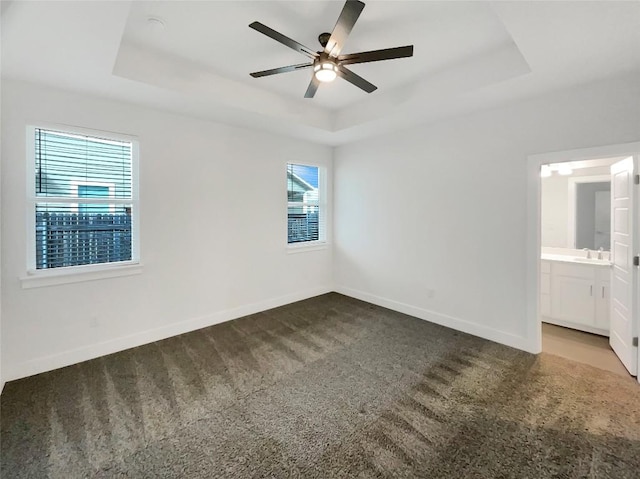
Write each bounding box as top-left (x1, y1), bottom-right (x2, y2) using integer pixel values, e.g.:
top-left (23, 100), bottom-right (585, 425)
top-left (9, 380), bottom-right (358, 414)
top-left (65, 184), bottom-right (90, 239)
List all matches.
top-left (568, 176), bottom-right (611, 250)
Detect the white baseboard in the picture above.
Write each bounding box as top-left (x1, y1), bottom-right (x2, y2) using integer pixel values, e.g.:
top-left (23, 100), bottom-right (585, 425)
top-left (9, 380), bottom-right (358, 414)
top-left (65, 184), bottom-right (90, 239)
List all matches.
top-left (542, 316), bottom-right (609, 337)
top-left (4, 285), bottom-right (332, 382)
top-left (4, 284), bottom-right (537, 385)
top-left (335, 285), bottom-right (536, 353)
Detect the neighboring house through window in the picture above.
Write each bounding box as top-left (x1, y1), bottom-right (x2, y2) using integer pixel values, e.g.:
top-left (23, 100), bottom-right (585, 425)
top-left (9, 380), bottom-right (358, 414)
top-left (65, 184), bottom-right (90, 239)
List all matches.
top-left (287, 163), bottom-right (325, 244)
top-left (75, 182), bottom-right (114, 214)
top-left (28, 126), bottom-right (139, 271)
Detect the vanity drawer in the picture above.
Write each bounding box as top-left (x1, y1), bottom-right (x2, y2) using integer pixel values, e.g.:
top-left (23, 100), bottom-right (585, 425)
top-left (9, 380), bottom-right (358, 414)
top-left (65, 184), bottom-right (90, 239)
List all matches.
top-left (552, 262), bottom-right (595, 280)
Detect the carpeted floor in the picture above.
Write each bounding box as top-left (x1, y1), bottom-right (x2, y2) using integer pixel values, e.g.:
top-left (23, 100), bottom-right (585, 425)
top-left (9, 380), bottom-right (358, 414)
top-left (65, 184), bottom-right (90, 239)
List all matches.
top-left (2, 293), bottom-right (639, 478)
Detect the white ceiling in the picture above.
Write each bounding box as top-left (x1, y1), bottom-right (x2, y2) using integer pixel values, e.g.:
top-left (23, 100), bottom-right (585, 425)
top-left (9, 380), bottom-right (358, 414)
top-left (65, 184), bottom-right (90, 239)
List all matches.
top-left (122, 1), bottom-right (513, 110)
top-left (2, 1), bottom-right (639, 145)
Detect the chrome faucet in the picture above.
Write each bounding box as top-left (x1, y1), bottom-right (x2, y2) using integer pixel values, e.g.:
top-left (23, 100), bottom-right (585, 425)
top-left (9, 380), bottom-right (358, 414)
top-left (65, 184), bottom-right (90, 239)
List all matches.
top-left (598, 247), bottom-right (604, 260)
top-left (583, 248), bottom-right (591, 259)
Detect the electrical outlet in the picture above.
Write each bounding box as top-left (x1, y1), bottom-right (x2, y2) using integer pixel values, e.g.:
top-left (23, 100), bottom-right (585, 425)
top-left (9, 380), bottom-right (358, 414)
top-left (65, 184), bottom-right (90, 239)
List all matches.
top-left (90, 316), bottom-right (100, 328)
top-left (426, 289), bottom-right (435, 299)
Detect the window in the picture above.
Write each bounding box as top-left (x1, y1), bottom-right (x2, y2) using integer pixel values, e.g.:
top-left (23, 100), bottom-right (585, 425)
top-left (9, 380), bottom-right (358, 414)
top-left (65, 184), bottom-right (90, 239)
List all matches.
top-left (28, 126), bottom-right (138, 271)
top-left (287, 163), bottom-right (325, 244)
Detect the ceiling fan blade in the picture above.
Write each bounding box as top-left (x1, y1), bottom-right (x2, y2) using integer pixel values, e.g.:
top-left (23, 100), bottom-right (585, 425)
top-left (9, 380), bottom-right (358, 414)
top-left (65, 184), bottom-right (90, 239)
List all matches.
top-left (325, 0), bottom-right (365, 57)
top-left (250, 63), bottom-right (313, 78)
top-left (304, 75), bottom-right (321, 98)
top-left (338, 45), bottom-right (414, 66)
top-left (336, 65), bottom-right (377, 93)
top-left (249, 22), bottom-right (317, 59)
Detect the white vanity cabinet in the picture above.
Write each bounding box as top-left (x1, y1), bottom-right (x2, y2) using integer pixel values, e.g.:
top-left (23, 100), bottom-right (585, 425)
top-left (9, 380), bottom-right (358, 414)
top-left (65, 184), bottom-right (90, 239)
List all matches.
top-left (541, 259), bottom-right (611, 336)
top-left (594, 277), bottom-right (610, 331)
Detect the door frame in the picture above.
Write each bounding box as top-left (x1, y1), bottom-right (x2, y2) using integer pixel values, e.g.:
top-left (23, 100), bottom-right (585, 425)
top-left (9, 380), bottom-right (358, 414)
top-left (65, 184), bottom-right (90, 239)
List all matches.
top-left (526, 141), bottom-right (640, 381)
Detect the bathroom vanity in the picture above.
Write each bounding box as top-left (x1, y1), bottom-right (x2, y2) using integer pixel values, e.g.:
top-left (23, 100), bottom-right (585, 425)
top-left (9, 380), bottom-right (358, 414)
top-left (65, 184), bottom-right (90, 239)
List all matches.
top-left (540, 253), bottom-right (612, 336)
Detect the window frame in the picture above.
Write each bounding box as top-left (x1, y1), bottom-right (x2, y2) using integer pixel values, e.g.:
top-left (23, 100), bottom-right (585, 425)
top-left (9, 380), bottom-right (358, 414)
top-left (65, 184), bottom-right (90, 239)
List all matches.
top-left (23, 124), bottom-right (141, 286)
top-left (286, 161), bottom-right (327, 251)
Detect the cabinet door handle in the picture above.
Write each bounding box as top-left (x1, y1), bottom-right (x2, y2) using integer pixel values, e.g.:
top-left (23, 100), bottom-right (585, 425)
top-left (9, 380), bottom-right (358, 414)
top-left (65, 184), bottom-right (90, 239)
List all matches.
top-left (602, 286), bottom-right (605, 298)
top-left (590, 285), bottom-right (593, 296)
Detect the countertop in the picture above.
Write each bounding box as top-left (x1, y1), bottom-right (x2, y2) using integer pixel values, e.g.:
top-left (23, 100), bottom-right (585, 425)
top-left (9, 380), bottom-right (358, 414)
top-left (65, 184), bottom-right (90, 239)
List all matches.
top-left (541, 253), bottom-right (612, 267)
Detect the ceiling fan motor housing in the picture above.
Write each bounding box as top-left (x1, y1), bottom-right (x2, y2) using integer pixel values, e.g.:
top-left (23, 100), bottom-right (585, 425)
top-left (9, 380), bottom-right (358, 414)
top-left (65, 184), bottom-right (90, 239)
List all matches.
top-left (315, 52), bottom-right (335, 67)
top-left (318, 32), bottom-right (332, 48)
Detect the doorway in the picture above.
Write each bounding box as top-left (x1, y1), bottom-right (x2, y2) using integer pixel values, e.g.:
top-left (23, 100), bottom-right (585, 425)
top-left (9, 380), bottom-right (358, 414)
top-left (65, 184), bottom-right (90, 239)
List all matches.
top-left (526, 142), bottom-right (640, 383)
top-left (542, 323), bottom-right (630, 377)
top-left (540, 159), bottom-right (615, 334)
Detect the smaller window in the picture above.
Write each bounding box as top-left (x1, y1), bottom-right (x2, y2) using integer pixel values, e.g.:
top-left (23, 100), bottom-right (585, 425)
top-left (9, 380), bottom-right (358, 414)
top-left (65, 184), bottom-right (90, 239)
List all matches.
top-left (287, 163), bottom-right (325, 244)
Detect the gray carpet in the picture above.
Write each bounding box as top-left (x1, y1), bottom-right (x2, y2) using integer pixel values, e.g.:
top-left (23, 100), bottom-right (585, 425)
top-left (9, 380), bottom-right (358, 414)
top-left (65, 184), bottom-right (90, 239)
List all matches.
top-left (1, 293), bottom-right (639, 478)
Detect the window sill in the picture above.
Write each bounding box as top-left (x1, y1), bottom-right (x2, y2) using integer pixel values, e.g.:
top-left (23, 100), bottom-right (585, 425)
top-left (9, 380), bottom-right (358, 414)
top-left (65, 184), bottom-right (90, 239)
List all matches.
top-left (286, 242), bottom-right (329, 254)
top-left (20, 262), bottom-right (143, 289)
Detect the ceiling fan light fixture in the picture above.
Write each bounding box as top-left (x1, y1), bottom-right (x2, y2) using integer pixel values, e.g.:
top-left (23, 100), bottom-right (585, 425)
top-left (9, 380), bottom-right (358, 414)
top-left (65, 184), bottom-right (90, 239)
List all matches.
top-left (314, 62), bottom-right (337, 82)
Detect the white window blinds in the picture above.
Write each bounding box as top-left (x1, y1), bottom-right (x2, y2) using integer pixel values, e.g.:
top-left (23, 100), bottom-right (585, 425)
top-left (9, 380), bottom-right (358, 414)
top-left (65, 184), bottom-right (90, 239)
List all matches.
top-left (32, 128), bottom-right (135, 270)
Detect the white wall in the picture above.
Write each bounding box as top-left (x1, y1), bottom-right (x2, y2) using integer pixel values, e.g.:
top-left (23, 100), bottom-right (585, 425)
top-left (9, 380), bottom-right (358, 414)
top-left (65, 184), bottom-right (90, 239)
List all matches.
top-left (3, 72), bottom-right (639, 382)
top-left (0, 69), bottom-right (3, 392)
top-left (1, 80), bottom-right (333, 381)
top-left (541, 166), bottom-right (610, 248)
top-left (334, 73), bottom-right (640, 352)
top-left (541, 174), bottom-right (570, 248)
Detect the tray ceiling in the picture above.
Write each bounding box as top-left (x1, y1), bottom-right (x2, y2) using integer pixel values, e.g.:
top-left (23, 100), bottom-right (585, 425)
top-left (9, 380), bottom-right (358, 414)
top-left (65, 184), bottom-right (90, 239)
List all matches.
top-left (2, 1), bottom-right (639, 145)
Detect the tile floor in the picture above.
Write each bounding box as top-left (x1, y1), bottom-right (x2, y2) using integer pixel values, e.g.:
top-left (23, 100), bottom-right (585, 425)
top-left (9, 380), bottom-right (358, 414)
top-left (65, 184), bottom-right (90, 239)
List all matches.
top-left (542, 322), bottom-right (631, 377)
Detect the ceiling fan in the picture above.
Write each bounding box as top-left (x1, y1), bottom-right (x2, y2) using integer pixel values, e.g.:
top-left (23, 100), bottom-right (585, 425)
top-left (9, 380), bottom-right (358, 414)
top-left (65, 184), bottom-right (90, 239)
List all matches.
top-left (249, 0), bottom-right (414, 98)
